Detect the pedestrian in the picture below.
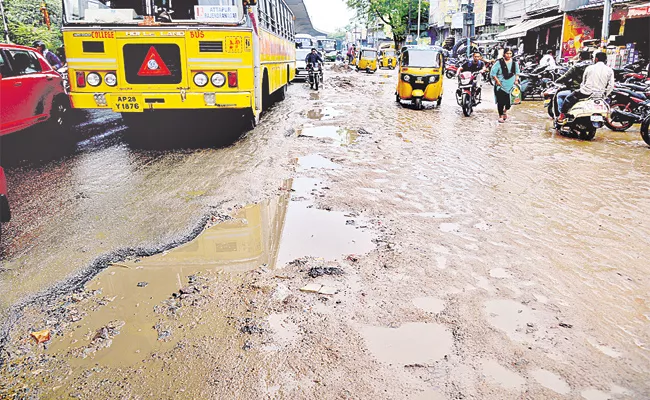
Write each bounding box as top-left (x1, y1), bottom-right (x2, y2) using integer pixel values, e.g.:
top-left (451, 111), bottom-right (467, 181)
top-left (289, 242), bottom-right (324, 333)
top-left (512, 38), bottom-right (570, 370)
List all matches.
top-left (490, 47), bottom-right (520, 123)
top-left (33, 40), bottom-right (63, 69)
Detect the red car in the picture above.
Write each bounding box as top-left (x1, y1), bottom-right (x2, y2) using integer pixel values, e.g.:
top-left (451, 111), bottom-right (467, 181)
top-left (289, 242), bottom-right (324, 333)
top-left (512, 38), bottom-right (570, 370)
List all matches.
top-left (0, 166), bottom-right (9, 230)
top-left (0, 43), bottom-right (69, 136)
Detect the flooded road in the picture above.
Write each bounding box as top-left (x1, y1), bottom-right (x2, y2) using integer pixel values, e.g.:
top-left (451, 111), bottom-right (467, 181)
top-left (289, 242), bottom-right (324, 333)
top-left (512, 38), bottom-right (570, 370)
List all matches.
top-left (1, 64), bottom-right (649, 399)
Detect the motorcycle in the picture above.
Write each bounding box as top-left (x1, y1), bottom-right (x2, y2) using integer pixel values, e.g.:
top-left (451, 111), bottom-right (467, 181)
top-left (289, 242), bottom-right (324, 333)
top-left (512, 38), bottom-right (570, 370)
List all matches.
top-left (445, 58), bottom-right (462, 79)
top-left (544, 84), bottom-right (609, 140)
top-left (605, 83), bottom-right (650, 131)
top-left (456, 71), bottom-right (481, 117)
top-left (520, 65), bottom-right (557, 100)
top-left (57, 65), bottom-right (70, 94)
top-left (307, 62), bottom-right (323, 90)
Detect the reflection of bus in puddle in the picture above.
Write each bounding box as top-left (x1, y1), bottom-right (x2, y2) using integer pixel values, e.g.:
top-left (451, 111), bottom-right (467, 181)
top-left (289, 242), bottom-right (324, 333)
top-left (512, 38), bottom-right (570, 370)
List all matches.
top-left (145, 194), bottom-right (290, 272)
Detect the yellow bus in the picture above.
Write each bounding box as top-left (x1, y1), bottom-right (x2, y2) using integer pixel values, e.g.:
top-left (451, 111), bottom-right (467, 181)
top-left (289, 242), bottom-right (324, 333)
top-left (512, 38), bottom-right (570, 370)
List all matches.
top-left (61, 0), bottom-right (295, 129)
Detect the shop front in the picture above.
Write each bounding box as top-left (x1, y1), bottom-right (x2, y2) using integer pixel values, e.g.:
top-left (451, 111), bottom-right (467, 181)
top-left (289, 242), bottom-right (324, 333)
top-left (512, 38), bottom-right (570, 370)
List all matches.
top-left (496, 14), bottom-right (564, 54)
top-left (560, 1), bottom-right (650, 64)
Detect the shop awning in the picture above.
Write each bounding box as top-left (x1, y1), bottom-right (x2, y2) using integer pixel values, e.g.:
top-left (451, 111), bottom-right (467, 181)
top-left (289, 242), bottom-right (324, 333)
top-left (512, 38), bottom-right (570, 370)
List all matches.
top-left (496, 15), bottom-right (563, 40)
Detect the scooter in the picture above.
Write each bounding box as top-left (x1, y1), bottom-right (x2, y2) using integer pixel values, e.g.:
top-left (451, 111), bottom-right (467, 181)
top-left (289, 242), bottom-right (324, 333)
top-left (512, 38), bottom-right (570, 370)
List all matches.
top-left (544, 84), bottom-right (609, 140)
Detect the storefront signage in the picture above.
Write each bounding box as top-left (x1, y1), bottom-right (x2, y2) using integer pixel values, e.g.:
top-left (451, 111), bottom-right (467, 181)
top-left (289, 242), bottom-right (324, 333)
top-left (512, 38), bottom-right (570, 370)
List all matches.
top-left (560, 14), bottom-right (593, 61)
top-left (451, 12), bottom-right (464, 29)
top-left (474, 0), bottom-right (487, 26)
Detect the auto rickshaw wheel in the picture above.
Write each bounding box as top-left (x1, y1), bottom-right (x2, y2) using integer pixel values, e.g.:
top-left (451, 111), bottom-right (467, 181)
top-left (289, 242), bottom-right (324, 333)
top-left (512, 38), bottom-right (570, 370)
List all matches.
top-left (413, 98), bottom-right (422, 110)
top-left (436, 96), bottom-right (442, 107)
top-left (395, 93), bottom-right (400, 103)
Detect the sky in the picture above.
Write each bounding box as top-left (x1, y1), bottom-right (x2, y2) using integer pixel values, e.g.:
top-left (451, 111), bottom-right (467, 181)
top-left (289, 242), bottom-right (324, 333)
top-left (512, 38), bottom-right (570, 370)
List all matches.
top-left (302, 0), bottom-right (356, 33)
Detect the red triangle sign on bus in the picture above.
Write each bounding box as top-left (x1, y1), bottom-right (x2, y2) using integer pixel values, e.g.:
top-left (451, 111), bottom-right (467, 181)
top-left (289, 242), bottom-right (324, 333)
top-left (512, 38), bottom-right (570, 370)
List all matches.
top-left (137, 46), bottom-right (171, 76)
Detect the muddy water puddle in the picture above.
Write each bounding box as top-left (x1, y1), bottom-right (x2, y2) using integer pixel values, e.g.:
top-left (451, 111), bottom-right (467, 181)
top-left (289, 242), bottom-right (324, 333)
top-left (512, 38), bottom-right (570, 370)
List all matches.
top-left (306, 107), bottom-right (343, 121)
top-left (6, 177), bottom-right (376, 396)
top-left (297, 154), bottom-right (341, 171)
top-left (361, 322), bottom-right (452, 365)
top-left (276, 178), bottom-right (374, 266)
top-left (48, 196), bottom-right (290, 368)
top-left (297, 126), bottom-right (359, 145)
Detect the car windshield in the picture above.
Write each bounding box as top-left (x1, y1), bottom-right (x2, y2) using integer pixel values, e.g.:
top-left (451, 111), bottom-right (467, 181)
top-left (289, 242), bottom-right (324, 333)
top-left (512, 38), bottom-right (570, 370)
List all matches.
top-left (320, 40), bottom-right (336, 51)
top-left (362, 50), bottom-right (377, 59)
top-left (402, 50), bottom-right (440, 68)
top-left (63, 0), bottom-right (243, 24)
top-left (384, 50), bottom-right (395, 57)
top-left (296, 49), bottom-right (310, 60)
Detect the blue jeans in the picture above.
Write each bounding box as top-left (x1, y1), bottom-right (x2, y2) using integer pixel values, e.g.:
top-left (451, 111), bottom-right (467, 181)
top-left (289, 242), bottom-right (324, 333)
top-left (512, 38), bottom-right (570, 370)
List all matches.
top-left (556, 90), bottom-right (571, 113)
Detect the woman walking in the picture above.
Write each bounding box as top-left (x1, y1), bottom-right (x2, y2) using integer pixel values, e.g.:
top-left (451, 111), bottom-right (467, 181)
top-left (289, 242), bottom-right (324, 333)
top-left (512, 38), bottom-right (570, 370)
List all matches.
top-left (490, 48), bottom-right (520, 123)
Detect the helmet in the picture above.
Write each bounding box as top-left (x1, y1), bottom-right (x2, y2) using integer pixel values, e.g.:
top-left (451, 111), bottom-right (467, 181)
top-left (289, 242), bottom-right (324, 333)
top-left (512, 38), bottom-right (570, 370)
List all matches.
top-left (33, 40), bottom-right (45, 48)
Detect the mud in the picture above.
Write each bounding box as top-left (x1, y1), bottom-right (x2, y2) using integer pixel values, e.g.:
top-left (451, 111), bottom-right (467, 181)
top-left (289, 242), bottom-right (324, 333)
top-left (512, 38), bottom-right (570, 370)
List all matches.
top-left (2, 63), bottom-right (650, 399)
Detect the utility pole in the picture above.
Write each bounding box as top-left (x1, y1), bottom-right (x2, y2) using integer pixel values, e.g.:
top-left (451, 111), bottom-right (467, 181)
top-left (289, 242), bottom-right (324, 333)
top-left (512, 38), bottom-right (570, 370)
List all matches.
top-left (601, 0), bottom-right (612, 48)
top-left (417, 0), bottom-right (422, 41)
top-left (0, 0), bottom-right (10, 43)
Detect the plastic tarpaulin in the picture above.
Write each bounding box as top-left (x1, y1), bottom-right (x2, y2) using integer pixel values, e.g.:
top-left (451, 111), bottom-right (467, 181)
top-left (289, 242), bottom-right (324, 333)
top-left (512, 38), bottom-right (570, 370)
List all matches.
top-left (496, 15), bottom-right (563, 40)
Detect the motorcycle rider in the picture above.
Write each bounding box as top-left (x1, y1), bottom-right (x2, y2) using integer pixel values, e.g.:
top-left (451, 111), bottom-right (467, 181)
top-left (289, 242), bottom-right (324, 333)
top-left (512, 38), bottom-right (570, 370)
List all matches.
top-left (305, 47), bottom-right (324, 66)
top-left (558, 52), bottom-right (614, 123)
top-left (305, 48), bottom-right (324, 84)
top-left (457, 51), bottom-right (485, 104)
top-left (554, 50), bottom-right (592, 113)
top-left (33, 40), bottom-right (63, 69)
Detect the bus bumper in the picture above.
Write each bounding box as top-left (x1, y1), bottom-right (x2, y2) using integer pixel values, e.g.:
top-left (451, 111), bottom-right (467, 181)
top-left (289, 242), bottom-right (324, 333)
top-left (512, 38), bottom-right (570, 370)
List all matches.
top-left (69, 91), bottom-right (253, 111)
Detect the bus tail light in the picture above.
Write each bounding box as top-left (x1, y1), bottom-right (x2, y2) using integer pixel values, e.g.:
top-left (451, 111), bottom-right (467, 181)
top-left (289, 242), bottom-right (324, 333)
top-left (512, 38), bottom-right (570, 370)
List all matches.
top-left (76, 71), bottom-right (86, 88)
top-left (228, 71), bottom-right (238, 88)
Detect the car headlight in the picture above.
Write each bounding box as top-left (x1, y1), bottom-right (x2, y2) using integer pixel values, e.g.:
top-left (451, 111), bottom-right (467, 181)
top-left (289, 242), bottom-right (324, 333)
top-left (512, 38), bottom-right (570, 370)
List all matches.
top-left (402, 74), bottom-right (410, 82)
top-left (211, 72), bottom-right (226, 87)
top-left (193, 72), bottom-right (208, 87)
top-left (104, 72), bottom-right (117, 87)
top-left (87, 72), bottom-right (101, 87)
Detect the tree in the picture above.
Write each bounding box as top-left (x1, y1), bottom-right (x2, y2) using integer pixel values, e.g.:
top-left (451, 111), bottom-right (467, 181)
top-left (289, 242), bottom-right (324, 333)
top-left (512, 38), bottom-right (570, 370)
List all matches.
top-left (4, 0), bottom-right (62, 49)
top-left (346, 0), bottom-right (429, 49)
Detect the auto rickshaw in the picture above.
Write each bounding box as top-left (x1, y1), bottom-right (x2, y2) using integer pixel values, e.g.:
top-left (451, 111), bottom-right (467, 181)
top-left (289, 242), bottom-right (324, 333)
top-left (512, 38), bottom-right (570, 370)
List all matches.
top-left (356, 48), bottom-right (378, 73)
top-left (379, 49), bottom-right (397, 69)
top-left (395, 45), bottom-right (444, 110)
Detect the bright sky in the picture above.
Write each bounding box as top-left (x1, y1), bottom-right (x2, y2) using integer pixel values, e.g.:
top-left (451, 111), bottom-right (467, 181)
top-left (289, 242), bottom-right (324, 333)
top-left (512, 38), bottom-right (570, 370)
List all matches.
top-left (303, 0), bottom-right (356, 33)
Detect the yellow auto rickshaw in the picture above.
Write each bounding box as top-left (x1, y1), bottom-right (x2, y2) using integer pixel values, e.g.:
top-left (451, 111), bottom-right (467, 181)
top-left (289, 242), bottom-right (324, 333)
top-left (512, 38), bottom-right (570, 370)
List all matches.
top-left (395, 46), bottom-right (444, 110)
top-left (356, 48), bottom-right (378, 73)
top-left (379, 49), bottom-right (397, 69)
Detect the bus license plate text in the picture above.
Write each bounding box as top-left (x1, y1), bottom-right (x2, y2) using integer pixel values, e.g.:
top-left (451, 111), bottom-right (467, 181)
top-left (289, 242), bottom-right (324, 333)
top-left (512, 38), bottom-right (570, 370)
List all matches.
top-left (113, 96), bottom-right (143, 112)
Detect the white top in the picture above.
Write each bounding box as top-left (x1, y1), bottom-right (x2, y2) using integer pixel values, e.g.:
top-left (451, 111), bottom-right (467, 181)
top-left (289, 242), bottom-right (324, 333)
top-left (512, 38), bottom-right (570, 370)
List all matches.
top-left (580, 61), bottom-right (615, 96)
top-left (539, 54), bottom-right (557, 68)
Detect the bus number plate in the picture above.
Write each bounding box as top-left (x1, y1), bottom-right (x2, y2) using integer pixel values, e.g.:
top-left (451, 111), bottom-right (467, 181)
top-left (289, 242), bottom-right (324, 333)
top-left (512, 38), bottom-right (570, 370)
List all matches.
top-left (113, 95), bottom-right (143, 112)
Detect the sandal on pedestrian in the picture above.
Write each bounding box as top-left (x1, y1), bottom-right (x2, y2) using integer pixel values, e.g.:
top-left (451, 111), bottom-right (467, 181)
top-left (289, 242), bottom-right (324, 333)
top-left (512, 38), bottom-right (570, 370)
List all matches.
top-left (498, 117), bottom-right (505, 123)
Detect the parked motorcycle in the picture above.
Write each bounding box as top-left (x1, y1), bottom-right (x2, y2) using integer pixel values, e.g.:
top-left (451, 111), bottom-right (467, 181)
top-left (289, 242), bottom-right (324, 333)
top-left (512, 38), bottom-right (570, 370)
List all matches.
top-left (456, 71), bottom-right (481, 117)
top-left (57, 65), bottom-right (70, 94)
top-left (544, 84), bottom-right (609, 140)
top-left (307, 62), bottom-right (323, 90)
top-left (520, 65), bottom-right (558, 100)
top-left (605, 83), bottom-right (650, 131)
top-left (445, 59), bottom-right (460, 79)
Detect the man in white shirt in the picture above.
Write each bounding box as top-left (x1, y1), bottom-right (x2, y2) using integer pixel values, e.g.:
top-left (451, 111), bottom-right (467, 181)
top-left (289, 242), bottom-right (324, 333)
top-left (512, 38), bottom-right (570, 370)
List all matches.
top-left (558, 52), bottom-right (614, 122)
top-left (539, 49), bottom-right (557, 68)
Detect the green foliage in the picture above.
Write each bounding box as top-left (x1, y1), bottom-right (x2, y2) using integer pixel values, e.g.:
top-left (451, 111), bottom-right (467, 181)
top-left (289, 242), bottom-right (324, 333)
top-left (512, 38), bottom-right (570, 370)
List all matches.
top-left (346, 0), bottom-right (429, 46)
top-left (330, 28), bottom-right (347, 41)
top-left (3, 0), bottom-right (63, 49)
